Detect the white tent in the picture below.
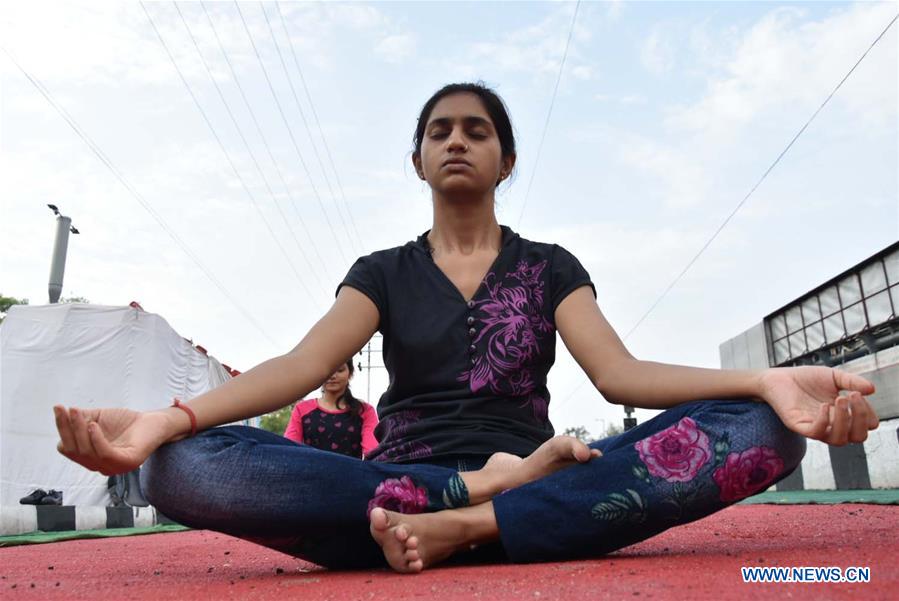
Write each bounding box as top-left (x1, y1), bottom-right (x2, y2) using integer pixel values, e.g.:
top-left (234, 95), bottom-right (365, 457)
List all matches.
top-left (0, 303), bottom-right (235, 506)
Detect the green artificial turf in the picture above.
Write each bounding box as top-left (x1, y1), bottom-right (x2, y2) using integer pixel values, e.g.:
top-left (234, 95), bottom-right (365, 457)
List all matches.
top-left (742, 488), bottom-right (899, 505)
top-left (0, 523), bottom-right (189, 547)
top-left (3, 490), bottom-right (896, 547)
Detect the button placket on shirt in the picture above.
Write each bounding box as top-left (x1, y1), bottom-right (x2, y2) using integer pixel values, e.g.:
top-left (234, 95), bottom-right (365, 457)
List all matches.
top-left (467, 300), bottom-right (477, 363)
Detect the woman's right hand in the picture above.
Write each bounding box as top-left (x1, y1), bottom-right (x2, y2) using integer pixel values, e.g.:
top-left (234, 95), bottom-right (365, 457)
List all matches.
top-left (53, 405), bottom-right (177, 476)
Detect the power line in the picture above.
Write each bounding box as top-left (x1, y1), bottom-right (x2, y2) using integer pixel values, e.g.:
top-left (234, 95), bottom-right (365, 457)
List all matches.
top-left (233, 1), bottom-right (350, 268)
top-left (552, 10), bottom-right (899, 415)
top-left (173, 1), bottom-right (328, 291)
top-left (621, 9), bottom-right (899, 343)
top-left (140, 2), bottom-right (323, 309)
top-left (0, 44), bottom-right (280, 348)
top-left (198, 1), bottom-right (333, 285)
top-left (275, 0), bottom-right (366, 253)
top-left (260, 1), bottom-right (361, 258)
top-left (515, 0), bottom-right (580, 230)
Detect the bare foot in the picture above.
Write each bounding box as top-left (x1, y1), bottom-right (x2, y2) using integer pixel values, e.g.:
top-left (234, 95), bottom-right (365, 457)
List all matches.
top-left (463, 436), bottom-right (601, 504)
top-left (512, 436), bottom-right (601, 488)
top-left (369, 506), bottom-right (477, 573)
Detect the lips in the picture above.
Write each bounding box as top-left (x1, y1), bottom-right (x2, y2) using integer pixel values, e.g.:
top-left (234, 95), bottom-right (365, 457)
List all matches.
top-left (443, 158), bottom-right (472, 168)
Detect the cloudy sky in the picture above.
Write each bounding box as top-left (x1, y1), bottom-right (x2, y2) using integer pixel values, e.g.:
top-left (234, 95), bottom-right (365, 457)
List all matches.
top-left (1, 1), bottom-right (896, 438)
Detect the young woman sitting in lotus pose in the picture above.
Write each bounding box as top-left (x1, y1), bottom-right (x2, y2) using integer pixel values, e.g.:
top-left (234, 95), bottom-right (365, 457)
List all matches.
top-left (53, 82), bottom-right (879, 573)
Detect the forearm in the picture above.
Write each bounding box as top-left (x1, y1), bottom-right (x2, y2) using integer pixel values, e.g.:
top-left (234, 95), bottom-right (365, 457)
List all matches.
top-left (596, 358), bottom-right (765, 409)
top-left (158, 348), bottom-right (333, 442)
top-left (154, 287), bottom-right (380, 442)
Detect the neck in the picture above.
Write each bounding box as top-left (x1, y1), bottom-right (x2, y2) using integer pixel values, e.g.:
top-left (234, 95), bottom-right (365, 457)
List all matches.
top-left (429, 193), bottom-right (501, 255)
top-left (320, 389), bottom-right (344, 409)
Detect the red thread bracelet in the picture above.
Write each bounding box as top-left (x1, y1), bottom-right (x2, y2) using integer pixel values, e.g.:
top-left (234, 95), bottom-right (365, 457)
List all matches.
top-left (172, 398), bottom-right (198, 437)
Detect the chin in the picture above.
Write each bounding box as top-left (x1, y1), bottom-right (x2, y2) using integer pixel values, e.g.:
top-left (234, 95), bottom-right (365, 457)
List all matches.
top-left (437, 180), bottom-right (492, 199)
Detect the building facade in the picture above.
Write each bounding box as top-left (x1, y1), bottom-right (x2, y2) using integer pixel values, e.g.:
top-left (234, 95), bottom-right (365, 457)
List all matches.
top-left (720, 242), bottom-right (899, 490)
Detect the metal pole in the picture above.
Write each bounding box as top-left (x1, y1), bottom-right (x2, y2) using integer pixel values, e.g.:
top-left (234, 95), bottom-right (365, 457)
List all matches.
top-left (366, 340), bottom-right (372, 401)
top-left (623, 405), bottom-right (637, 431)
top-left (48, 214), bottom-right (72, 304)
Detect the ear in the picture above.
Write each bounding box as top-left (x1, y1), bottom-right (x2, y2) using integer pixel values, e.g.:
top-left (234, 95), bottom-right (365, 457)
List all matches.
top-left (412, 154), bottom-right (425, 180)
top-left (498, 153), bottom-right (516, 183)
top-left (502, 153), bottom-right (516, 177)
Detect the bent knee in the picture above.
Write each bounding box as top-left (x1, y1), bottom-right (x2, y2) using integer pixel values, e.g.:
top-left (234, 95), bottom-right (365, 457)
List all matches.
top-left (140, 440), bottom-right (191, 511)
top-left (141, 431), bottom-right (228, 512)
top-left (740, 401), bottom-right (806, 472)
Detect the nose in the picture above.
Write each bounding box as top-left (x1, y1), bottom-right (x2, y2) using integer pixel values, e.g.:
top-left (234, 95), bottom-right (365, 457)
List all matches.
top-left (446, 127), bottom-right (467, 153)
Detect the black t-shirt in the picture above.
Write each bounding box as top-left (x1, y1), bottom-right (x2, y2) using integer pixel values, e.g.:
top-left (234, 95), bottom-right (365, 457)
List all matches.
top-left (337, 226), bottom-right (595, 463)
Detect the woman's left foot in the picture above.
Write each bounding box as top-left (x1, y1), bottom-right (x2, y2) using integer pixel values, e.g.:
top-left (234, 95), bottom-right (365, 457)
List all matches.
top-left (513, 436), bottom-right (601, 487)
top-left (463, 436), bottom-right (601, 504)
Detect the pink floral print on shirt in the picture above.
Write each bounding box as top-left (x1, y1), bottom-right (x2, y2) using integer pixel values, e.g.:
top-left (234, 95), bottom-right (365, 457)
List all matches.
top-left (371, 410), bottom-right (433, 462)
top-left (459, 260), bottom-right (554, 421)
top-left (461, 260), bottom-right (553, 397)
top-left (635, 417), bottom-right (712, 483)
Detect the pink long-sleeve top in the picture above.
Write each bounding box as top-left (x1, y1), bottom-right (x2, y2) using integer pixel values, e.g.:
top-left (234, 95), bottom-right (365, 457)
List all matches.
top-left (283, 398), bottom-right (379, 459)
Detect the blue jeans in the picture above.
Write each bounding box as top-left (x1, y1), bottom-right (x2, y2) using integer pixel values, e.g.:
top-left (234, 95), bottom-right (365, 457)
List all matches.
top-left (142, 400), bottom-right (805, 568)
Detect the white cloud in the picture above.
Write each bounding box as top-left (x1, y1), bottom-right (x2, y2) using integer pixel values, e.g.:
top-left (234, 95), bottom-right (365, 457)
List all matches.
top-left (596, 3), bottom-right (897, 216)
top-left (668, 3), bottom-right (898, 136)
top-left (456, 4), bottom-right (595, 81)
top-left (606, 0), bottom-right (625, 23)
top-left (275, 2), bottom-right (415, 68)
top-left (0, 2), bottom-right (174, 86)
top-left (641, 25), bottom-right (676, 75)
top-left (325, 3), bottom-right (390, 31)
top-left (594, 92), bottom-right (648, 105)
top-left (616, 134), bottom-right (711, 209)
top-left (570, 65), bottom-right (593, 80)
top-left (374, 33), bottom-right (417, 64)
top-left (620, 94), bottom-right (648, 105)
top-left (0, 1), bottom-right (417, 85)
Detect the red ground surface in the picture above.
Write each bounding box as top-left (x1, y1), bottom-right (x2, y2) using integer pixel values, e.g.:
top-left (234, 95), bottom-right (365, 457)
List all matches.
top-left (1, 504), bottom-right (896, 600)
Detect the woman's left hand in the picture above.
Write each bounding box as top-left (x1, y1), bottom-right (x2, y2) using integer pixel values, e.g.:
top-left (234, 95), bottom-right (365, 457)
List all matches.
top-left (758, 366), bottom-right (879, 446)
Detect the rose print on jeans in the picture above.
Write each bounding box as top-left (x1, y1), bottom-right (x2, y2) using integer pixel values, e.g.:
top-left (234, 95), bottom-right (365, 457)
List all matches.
top-left (634, 417), bottom-right (711, 483)
top-left (713, 446), bottom-right (784, 502)
top-left (598, 426), bottom-right (782, 525)
top-left (366, 476), bottom-right (429, 518)
top-left (625, 419), bottom-right (720, 522)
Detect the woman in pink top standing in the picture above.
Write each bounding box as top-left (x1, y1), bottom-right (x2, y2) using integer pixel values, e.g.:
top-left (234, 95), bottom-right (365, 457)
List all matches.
top-left (284, 360), bottom-right (378, 459)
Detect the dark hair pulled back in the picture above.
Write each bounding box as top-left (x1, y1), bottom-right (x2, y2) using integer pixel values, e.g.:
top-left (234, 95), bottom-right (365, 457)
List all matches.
top-left (412, 82), bottom-right (517, 185)
top-left (335, 359), bottom-right (364, 416)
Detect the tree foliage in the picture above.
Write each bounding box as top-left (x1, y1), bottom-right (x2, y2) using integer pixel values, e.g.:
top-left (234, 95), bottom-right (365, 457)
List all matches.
top-left (259, 403), bottom-right (295, 435)
top-left (603, 422), bottom-right (624, 438)
top-left (562, 422), bottom-right (625, 444)
top-left (0, 294), bottom-right (29, 324)
top-left (0, 294), bottom-right (89, 325)
top-left (561, 425), bottom-right (595, 443)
